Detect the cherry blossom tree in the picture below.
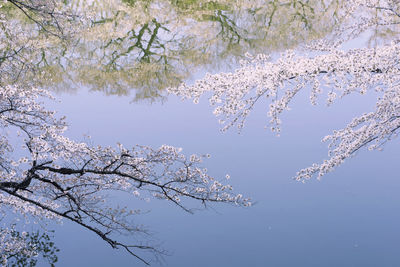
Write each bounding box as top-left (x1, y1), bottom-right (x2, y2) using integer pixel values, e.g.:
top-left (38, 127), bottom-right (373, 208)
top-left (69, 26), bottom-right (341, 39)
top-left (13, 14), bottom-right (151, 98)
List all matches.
top-left (5, 0), bottom-right (399, 265)
top-left (169, 0), bottom-right (400, 181)
top-left (0, 85), bottom-right (250, 265)
top-left (0, 1), bottom-right (250, 265)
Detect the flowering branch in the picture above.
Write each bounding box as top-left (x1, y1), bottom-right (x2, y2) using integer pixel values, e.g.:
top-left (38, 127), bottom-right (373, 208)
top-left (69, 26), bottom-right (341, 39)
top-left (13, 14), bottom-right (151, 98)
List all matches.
top-left (169, 0), bottom-right (400, 181)
top-left (0, 85), bottom-right (249, 264)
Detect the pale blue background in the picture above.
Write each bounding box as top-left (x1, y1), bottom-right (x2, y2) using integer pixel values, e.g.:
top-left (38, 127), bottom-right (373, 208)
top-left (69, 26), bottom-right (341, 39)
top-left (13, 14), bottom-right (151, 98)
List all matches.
top-left (43, 81), bottom-right (400, 267)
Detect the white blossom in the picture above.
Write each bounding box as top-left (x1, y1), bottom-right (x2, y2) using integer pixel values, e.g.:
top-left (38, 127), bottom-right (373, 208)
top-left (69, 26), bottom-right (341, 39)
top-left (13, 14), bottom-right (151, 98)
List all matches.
top-left (169, 0), bottom-right (400, 181)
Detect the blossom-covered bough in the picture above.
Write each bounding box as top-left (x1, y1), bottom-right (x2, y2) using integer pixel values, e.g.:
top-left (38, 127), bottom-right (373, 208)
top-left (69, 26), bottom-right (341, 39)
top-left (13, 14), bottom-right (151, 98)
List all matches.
top-left (169, 0), bottom-right (400, 181)
top-left (0, 0), bottom-right (250, 265)
top-left (0, 85), bottom-right (250, 265)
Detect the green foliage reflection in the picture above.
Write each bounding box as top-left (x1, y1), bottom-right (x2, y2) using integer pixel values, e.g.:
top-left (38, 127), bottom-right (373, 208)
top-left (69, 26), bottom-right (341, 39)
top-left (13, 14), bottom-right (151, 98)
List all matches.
top-left (2, 0), bottom-right (343, 101)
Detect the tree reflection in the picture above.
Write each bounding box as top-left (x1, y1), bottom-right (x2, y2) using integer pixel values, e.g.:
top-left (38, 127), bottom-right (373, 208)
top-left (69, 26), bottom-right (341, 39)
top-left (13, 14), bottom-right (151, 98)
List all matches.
top-left (3, 0), bottom-right (343, 101)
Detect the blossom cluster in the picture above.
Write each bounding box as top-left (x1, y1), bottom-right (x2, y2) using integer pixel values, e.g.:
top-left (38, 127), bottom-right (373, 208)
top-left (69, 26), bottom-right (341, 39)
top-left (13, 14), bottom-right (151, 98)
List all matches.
top-left (169, 0), bottom-right (400, 181)
top-left (0, 227), bottom-right (35, 266)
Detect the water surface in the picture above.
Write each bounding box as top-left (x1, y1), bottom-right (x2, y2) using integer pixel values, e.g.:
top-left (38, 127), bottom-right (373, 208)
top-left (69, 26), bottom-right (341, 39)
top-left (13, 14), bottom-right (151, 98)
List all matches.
top-left (29, 1), bottom-right (400, 266)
